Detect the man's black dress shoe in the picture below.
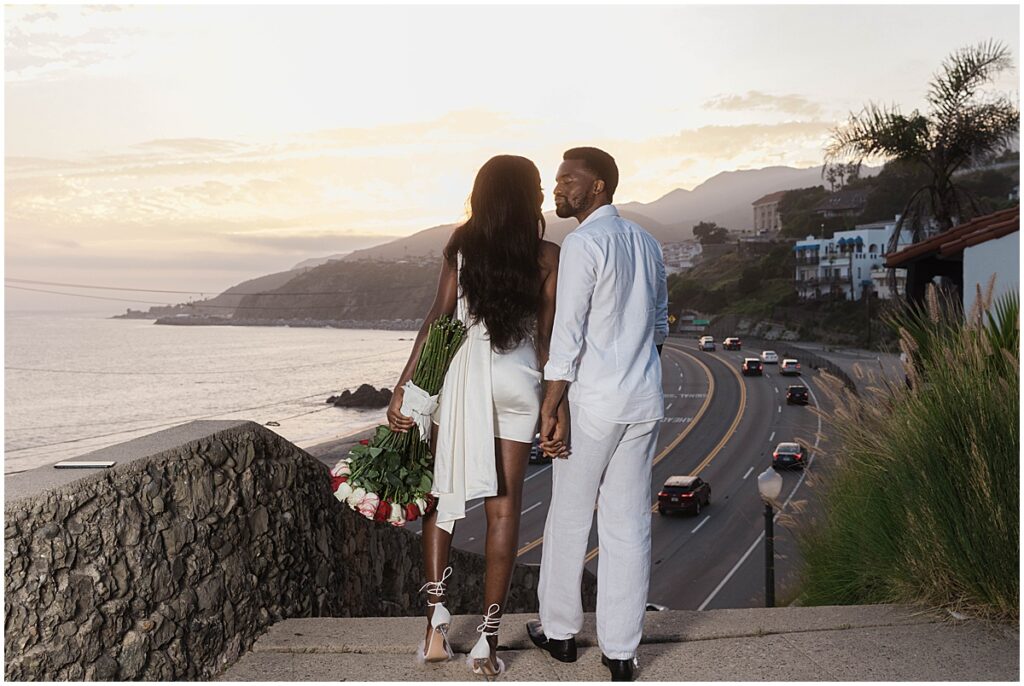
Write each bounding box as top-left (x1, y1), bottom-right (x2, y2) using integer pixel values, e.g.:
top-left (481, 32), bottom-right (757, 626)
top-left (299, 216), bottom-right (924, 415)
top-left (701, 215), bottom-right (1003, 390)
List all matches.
top-left (601, 654), bottom-right (638, 682)
top-left (526, 620), bottom-right (577, 663)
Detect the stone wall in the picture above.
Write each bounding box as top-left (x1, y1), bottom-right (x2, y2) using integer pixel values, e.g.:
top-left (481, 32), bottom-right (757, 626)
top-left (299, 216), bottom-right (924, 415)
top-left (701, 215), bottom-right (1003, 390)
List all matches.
top-left (4, 421), bottom-right (597, 681)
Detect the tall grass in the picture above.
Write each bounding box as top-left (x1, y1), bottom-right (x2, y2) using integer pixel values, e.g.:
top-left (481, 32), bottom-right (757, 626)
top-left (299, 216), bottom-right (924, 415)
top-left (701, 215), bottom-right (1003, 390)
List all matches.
top-left (799, 279), bottom-right (1019, 619)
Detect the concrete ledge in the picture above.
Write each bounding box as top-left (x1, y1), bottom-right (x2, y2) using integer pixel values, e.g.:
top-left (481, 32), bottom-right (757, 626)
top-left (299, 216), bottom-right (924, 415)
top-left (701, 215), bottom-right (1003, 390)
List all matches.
top-left (220, 606), bottom-right (1019, 681)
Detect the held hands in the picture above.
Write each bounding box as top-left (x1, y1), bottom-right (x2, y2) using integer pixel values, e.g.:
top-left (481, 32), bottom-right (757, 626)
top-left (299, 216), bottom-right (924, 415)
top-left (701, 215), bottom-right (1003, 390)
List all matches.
top-left (539, 401), bottom-right (571, 459)
top-left (386, 385), bottom-right (415, 433)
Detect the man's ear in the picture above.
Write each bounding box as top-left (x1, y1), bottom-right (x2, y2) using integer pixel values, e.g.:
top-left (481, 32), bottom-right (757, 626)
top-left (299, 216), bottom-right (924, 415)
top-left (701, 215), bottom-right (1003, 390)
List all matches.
top-left (593, 178), bottom-right (605, 195)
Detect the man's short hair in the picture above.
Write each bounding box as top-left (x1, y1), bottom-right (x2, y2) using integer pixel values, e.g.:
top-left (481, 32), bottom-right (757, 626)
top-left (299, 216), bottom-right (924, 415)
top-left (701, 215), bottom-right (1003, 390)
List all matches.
top-left (563, 147), bottom-right (618, 200)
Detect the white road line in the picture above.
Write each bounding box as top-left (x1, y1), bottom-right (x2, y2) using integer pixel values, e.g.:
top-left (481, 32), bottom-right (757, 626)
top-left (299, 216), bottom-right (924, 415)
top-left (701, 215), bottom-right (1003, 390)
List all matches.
top-left (521, 502), bottom-right (543, 516)
top-left (699, 377), bottom-right (824, 611)
top-left (677, 384), bottom-right (683, 391)
top-left (466, 499), bottom-right (485, 513)
top-left (666, 402), bottom-right (674, 410)
top-left (524, 464), bottom-right (552, 483)
top-left (691, 515), bottom-right (711, 534)
top-left (769, 431), bottom-right (776, 442)
top-left (774, 387), bottom-right (779, 394)
top-left (777, 406), bottom-right (782, 413)
top-left (468, 536), bottom-right (476, 542)
top-left (742, 466), bottom-right (754, 480)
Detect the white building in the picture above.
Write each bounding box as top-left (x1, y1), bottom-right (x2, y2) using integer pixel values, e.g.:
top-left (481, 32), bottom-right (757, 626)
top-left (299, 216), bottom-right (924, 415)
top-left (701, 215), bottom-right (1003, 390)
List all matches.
top-left (794, 216), bottom-right (912, 300)
top-left (662, 240), bottom-right (702, 275)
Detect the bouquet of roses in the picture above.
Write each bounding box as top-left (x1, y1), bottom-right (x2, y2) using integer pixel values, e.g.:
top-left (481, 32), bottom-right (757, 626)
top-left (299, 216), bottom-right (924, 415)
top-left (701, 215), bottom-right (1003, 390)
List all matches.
top-left (330, 314), bottom-right (467, 526)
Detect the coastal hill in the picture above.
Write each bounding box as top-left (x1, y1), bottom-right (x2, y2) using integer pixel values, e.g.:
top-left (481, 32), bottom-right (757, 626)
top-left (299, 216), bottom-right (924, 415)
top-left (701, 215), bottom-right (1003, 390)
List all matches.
top-left (138, 163), bottom-right (877, 325)
top-left (342, 164), bottom-right (869, 262)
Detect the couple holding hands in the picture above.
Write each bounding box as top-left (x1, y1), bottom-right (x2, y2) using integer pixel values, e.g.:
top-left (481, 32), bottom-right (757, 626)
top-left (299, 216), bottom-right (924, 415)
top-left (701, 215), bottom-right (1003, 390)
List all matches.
top-left (387, 146), bottom-right (668, 681)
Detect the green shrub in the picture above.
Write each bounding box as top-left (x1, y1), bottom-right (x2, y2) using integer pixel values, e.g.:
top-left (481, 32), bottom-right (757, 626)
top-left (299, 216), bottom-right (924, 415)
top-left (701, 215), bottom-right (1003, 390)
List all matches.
top-left (799, 282), bottom-right (1019, 619)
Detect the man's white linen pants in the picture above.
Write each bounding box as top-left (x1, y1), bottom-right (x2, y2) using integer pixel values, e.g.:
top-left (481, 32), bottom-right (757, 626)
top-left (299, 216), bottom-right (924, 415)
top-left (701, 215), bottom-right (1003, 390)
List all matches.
top-left (537, 403), bottom-right (659, 660)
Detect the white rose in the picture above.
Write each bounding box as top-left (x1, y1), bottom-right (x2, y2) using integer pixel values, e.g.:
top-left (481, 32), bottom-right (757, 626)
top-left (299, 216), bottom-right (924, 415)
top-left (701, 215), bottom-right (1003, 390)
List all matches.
top-left (388, 506), bottom-right (406, 527)
top-left (415, 497), bottom-right (429, 514)
top-left (347, 486), bottom-right (367, 508)
top-left (331, 460), bottom-right (351, 477)
top-left (334, 481), bottom-right (353, 502)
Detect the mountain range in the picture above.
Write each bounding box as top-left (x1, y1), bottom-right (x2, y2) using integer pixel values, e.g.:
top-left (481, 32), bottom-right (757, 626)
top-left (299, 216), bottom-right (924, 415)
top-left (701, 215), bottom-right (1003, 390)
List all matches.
top-left (329, 164), bottom-right (878, 264)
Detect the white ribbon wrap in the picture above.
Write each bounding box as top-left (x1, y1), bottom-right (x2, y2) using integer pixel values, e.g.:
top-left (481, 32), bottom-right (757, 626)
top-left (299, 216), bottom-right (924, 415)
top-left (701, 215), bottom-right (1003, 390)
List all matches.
top-left (399, 380), bottom-right (439, 443)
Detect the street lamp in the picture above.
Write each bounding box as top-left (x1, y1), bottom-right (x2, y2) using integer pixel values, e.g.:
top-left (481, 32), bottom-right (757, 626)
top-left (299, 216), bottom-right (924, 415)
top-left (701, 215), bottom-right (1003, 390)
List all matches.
top-left (757, 467), bottom-right (784, 607)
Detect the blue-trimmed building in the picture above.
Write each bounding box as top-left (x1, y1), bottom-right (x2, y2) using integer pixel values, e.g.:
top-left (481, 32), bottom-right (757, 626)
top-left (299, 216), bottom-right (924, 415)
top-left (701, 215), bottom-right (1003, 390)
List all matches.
top-left (794, 216), bottom-right (912, 300)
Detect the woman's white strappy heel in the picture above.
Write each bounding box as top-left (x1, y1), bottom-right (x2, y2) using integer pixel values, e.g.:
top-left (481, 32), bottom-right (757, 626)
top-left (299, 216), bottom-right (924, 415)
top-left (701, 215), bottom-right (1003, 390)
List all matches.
top-left (416, 566), bottom-right (454, 664)
top-left (467, 603), bottom-right (506, 678)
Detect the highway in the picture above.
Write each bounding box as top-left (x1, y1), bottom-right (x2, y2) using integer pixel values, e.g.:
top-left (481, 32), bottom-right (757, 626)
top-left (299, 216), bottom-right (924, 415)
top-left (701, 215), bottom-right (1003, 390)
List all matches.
top-left (400, 337), bottom-right (833, 610)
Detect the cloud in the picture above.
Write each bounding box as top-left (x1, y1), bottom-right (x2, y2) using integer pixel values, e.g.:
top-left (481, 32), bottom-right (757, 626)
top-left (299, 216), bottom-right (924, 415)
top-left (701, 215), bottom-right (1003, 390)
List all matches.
top-left (134, 138), bottom-right (247, 155)
top-left (223, 231), bottom-right (400, 254)
top-left (645, 121), bottom-right (834, 160)
top-left (703, 91), bottom-right (824, 117)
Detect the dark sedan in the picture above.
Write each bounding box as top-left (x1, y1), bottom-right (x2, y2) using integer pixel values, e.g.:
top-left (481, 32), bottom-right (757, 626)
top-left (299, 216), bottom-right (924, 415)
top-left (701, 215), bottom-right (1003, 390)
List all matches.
top-left (772, 442), bottom-right (808, 470)
top-left (786, 385), bottom-right (810, 405)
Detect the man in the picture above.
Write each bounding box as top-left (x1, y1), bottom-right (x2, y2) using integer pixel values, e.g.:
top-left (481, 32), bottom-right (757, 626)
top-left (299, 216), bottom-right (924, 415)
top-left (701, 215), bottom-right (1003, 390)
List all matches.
top-left (527, 147), bottom-right (668, 681)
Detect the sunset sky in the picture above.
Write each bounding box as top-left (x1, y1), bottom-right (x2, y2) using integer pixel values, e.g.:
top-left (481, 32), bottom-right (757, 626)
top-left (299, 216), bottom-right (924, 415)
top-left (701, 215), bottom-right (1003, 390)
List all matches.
top-left (4, 4), bottom-right (1019, 311)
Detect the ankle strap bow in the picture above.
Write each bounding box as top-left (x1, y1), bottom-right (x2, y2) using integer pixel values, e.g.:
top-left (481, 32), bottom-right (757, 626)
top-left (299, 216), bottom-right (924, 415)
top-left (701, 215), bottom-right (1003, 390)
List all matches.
top-left (476, 603), bottom-right (502, 637)
top-left (419, 566), bottom-right (453, 607)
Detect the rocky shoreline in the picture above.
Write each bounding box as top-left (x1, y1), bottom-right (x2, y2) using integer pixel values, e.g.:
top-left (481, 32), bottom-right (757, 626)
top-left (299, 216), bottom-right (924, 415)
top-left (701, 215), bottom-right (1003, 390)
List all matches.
top-left (151, 316), bottom-right (423, 331)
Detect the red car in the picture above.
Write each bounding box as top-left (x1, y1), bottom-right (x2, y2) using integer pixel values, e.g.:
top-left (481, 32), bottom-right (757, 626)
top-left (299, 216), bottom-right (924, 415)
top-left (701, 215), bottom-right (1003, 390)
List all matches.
top-left (657, 476), bottom-right (711, 516)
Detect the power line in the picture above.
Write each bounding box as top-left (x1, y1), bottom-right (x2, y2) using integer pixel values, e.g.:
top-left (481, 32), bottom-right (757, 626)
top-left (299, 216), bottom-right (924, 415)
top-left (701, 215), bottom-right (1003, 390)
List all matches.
top-left (5, 284), bottom-right (178, 306)
top-left (5, 276), bottom-right (439, 297)
top-left (5, 283), bottom-right (434, 311)
top-left (4, 348), bottom-right (409, 376)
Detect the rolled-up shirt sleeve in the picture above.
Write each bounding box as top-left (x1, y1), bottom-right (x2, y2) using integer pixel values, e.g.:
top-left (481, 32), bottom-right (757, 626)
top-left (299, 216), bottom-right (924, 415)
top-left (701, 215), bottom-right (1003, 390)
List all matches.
top-left (654, 243), bottom-right (669, 345)
top-left (543, 234), bottom-right (599, 382)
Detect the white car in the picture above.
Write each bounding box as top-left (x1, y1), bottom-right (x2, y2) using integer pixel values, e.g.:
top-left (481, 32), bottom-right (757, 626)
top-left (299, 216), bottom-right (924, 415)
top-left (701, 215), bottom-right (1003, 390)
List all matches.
top-left (761, 350), bottom-right (779, 364)
top-left (698, 336), bottom-right (715, 351)
top-left (780, 359), bottom-right (801, 376)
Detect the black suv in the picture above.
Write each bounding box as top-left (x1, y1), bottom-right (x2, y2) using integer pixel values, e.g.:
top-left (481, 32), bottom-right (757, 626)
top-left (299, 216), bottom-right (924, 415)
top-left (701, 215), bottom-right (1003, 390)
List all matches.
top-left (742, 358), bottom-right (763, 376)
top-left (657, 476), bottom-right (711, 516)
top-left (786, 385), bottom-right (809, 405)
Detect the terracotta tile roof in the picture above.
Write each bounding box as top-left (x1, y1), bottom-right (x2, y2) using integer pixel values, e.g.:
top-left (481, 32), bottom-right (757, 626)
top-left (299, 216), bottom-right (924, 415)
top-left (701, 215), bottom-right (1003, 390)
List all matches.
top-left (884, 206), bottom-right (1020, 268)
top-left (752, 190), bottom-right (788, 206)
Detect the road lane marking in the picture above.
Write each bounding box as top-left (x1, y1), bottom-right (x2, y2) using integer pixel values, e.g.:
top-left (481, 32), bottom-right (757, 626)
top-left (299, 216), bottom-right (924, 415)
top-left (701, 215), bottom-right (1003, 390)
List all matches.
top-left (778, 406), bottom-right (782, 413)
top-left (691, 515), bottom-right (711, 533)
top-left (518, 536), bottom-right (544, 556)
top-left (524, 464), bottom-right (552, 483)
top-left (564, 346), bottom-right (716, 563)
top-left (743, 467), bottom-right (754, 480)
top-left (769, 431), bottom-right (775, 442)
top-left (774, 387), bottom-right (779, 394)
top-left (521, 502), bottom-right (543, 516)
top-left (666, 402), bottom-right (674, 410)
top-left (677, 384), bottom-right (683, 391)
top-left (698, 374), bottom-right (825, 611)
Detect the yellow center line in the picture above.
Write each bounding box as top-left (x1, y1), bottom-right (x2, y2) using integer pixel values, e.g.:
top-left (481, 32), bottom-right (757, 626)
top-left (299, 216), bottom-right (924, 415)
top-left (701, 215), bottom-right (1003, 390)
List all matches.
top-left (586, 345), bottom-right (747, 563)
top-left (518, 346), bottom-right (715, 559)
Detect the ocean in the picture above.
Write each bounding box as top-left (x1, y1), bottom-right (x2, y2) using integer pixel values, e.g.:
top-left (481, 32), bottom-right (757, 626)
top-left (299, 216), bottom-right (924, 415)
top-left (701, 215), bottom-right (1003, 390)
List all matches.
top-left (4, 311), bottom-right (414, 474)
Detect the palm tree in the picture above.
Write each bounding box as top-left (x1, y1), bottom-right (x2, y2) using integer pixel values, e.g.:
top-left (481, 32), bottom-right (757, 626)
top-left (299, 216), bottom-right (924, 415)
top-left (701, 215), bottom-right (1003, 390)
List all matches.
top-left (825, 40), bottom-right (1019, 254)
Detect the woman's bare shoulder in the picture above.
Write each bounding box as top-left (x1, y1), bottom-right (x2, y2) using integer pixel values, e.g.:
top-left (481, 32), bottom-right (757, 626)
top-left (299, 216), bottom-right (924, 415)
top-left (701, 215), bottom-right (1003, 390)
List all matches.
top-left (539, 240), bottom-right (561, 268)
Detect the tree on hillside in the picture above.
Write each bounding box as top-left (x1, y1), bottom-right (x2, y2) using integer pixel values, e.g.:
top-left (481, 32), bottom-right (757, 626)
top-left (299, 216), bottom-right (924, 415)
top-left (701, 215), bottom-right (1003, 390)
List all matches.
top-left (693, 221), bottom-right (730, 244)
top-left (824, 40), bottom-right (1019, 253)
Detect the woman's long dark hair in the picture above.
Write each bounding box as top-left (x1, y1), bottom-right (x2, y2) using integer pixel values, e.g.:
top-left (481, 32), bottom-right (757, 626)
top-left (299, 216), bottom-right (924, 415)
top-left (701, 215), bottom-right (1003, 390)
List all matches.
top-left (443, 155), bottom-right (546, 353)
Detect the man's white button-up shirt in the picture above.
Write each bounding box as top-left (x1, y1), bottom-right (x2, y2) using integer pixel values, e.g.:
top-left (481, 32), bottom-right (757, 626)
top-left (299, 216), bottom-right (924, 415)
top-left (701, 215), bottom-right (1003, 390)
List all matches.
top-left (543, 204), bottom-right (669, 423)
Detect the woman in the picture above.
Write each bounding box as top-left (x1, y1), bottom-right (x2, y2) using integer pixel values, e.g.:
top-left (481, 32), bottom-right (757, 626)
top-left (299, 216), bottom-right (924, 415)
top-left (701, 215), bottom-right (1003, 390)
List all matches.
top-left (387, 155), bottom-right (560, 677)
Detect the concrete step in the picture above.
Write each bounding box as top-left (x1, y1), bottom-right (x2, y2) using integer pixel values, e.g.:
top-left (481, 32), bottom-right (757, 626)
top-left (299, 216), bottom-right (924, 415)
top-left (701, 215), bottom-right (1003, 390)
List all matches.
top-left (219, 605), bottom-right (1019, 681)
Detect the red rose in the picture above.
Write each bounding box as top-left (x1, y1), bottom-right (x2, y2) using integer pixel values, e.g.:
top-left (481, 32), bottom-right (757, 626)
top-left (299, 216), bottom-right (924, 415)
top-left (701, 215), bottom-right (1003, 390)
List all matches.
top-left (404, 503), bottom-right (419, 522)
top-left (359, 439), bottom-right (370, 445)
top-left (374, 501), bottom-right (391, 522)
top-left (423, 494), bottom-right (437, 515)
top-left (330, 473), bottom-right (348, 492)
